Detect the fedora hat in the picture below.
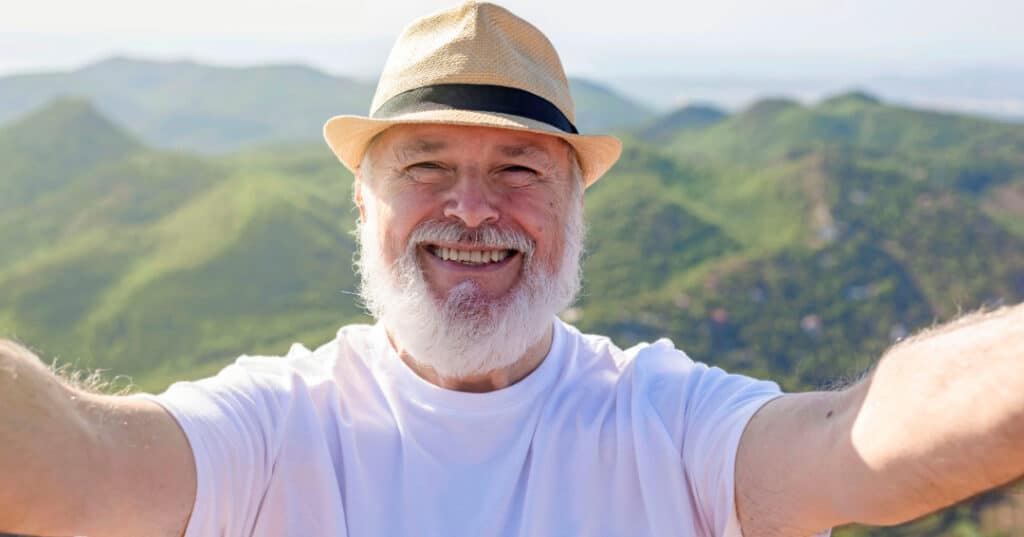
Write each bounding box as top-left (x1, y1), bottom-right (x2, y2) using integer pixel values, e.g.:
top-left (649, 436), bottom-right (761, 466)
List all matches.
top-left (323, 1), bottom-right (622, 187)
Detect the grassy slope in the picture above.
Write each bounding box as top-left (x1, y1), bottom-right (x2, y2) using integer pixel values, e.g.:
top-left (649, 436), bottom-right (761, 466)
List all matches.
top-left (0, 100), bottom-right (367, 391)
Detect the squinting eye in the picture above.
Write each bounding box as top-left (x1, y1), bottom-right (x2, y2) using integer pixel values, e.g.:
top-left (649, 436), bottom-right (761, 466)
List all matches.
top-left (499, 165), bottom-right (539, 187)
top-left (403, 162), bottom-right (450, 185)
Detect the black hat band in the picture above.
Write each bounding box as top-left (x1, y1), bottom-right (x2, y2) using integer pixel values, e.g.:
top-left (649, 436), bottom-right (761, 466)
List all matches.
top-left (372, 83), bottom-right (579, 135)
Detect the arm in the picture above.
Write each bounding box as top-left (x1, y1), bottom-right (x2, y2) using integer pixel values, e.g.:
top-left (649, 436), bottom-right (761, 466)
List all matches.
top-left (0, 339), bottom-right (195, 537)
top-left (735, 303), bottom-right (1024, 537)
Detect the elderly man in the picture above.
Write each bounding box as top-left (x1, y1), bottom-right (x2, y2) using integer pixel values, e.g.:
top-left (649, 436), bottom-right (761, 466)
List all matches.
top-left (2, 3), bottom-right (1023, 537)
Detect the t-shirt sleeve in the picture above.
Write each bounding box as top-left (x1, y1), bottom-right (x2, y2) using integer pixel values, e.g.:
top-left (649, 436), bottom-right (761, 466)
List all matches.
top-left (677, 361), bottom-right (783, 537)
top-left (134, 353), bottom-right (305, 537)
top-left (626, 339), bottom-right (785, 537)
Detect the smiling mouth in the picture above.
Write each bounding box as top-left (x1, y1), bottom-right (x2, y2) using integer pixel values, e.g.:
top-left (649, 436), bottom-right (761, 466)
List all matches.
top-left (426, 245), bottom-right (516, 266)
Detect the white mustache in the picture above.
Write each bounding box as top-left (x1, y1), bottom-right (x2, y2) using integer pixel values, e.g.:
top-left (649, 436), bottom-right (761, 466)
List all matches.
top-left (408, 220), bottom-right (535, 256)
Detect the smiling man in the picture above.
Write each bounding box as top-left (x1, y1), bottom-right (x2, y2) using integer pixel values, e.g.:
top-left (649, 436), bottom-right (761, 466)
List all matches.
top-left (2, 3), bottom-right (1024, 537)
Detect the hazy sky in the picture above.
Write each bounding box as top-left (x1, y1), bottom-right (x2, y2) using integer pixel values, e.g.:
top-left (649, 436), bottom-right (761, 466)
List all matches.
top-left (3, 0), bottom-right (1023, 79)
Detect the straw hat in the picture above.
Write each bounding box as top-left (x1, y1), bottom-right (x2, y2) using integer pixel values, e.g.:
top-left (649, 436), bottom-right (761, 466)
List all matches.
top-left (323, 1), bottom-right (622, 187)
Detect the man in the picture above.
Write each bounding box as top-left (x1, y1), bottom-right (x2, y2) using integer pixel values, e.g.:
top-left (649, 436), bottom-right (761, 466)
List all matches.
top-left (1, 3), bottom-right (1022, 537)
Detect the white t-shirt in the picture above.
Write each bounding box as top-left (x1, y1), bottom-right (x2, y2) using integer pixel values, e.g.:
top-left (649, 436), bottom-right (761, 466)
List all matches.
top-left (143, 319), bottom-right (789, 537)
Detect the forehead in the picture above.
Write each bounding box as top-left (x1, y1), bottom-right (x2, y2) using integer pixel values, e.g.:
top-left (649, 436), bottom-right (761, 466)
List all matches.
top-left (366, 123), bottom-right (570, 165)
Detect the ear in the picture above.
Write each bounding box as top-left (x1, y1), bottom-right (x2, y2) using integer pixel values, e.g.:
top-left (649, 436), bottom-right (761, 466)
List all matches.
top-left (353, 168), bottom-right (367, 221)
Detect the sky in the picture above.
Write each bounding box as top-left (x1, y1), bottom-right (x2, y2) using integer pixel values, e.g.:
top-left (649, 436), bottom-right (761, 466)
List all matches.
top-left (4, 0), bottom-right (1024, 80)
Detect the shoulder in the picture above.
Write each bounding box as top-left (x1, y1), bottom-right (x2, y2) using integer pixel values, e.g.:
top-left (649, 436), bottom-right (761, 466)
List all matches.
top-left (560, 323), bottom-right (780, 431)
top-left (619, 335), bottom-right (779, 408)
top-left (556, 324), bottom-right (702, 409)
top-left (561, 322), bottom-right (706, 389)
top-left (150, 323), bottom-right (381, 421)
top-left (561, 321), bottom-right (702, 375)
top-left (215, 322), bottom-right (378, 388)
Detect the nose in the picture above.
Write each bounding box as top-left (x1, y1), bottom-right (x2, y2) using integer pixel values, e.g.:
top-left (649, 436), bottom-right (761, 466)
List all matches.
top-left (443, 173), bottom-right (499, 228)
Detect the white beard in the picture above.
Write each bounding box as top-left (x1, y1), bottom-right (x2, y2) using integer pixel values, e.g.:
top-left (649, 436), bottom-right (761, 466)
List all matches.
top-left (355, 195), bottom-right (584, 380)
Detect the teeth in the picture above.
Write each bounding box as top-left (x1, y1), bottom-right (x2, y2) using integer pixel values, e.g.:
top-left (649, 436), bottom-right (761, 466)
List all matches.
top-left (433, 247), bottom-right (511, 264)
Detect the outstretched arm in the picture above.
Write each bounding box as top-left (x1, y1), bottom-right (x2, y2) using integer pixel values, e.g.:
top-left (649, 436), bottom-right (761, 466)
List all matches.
top-left (735, 304), bottom-right (1024, 536)
top-left (0, 339), bottom-right (195, 537)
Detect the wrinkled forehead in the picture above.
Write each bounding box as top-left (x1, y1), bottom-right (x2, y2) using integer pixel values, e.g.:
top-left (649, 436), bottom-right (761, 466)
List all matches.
top-left (363, 123), bottom-right (574, 169)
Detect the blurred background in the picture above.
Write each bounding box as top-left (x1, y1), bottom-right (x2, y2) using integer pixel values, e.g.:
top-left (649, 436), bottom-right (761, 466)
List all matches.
top-left (2, 1), bottom-right (1023, 536)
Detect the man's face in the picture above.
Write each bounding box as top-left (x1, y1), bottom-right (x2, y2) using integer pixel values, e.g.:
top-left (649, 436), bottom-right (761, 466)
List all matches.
top-left (354, 123), bottom-right (585, 379)
top-left (357, 124), bottom-right (580, 301)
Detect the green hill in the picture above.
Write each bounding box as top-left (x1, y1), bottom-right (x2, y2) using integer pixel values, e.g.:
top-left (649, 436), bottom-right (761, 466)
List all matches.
top-left (0, 99), bottom-right (367, 390)
top-left (635, 103), bottom-right (728, 142)
top-left (569, 78), bottom-right (655, 133)
top-left (667, 91), bottom-right (1024, 169)
top-left (0, 57), bottom-right (376, 152)
top-left (0, 97), bottom-right (141, 210)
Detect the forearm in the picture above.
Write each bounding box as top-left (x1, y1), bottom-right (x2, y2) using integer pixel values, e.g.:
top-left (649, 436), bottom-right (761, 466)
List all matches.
top-left (0, 339), bottom-right (95, 535)
top-left (843, 304), bottom-right (1024, 524)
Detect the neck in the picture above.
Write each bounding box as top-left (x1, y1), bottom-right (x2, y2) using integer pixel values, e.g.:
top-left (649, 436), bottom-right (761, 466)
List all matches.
top-left (385, 323), bottom-right (554, 392)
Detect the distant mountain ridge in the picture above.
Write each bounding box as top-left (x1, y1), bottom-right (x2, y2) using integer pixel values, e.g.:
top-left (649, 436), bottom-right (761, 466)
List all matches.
top-left (0, 57), bottom-right (376, 152)
top-left (635, 103), bottom-right (728, 142)
top-left (0, 57), bottom-right (653, 153)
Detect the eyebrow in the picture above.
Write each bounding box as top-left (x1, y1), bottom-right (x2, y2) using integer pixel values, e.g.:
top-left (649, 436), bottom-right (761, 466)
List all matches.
top-left (394, 138), bottom-right (448, 160)
top-left (498, 143), bottom-right (556, 170)
top-left (391, 139), bottom-right (557, 169)
top-left (499, 143), bottom-right (547, 158)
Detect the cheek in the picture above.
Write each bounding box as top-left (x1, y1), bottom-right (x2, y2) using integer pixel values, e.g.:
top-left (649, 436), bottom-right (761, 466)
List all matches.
top-left (363, 200), bottom-right (405, 262)
top-left (378, 215), bottom-right (413, 262)
top-left (383, 233), bottom-right (406, 263)
top-left (373, 195), bottom-right (435, 261)
top-left (520, 202), bottom-right (571, 270)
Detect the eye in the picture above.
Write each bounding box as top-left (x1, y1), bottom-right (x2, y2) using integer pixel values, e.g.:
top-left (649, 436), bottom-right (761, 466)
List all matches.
top-left (505, 165), bottom-right (536, 173)
top-left (404, 161), bottom-right (450, 183)
top-left (499, 165), bottom-right (540, 186)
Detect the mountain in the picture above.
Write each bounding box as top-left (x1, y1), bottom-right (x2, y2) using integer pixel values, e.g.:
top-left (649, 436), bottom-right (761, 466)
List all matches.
top-left (0, 98), bottom-right (367, 388)
top-left (568, 78), bottom-right (655, 133)
top-left (1, 91), bottom-right (1023, 536)
top-left (635, 103), bottom-right (728, 142)
top-left (0, 58), bottom-right (655, 153)
top-left (666, 91), bottom-right (1024, 169)
top-left (0, 97), bottom-right (141, 210)
top-left (0, 57), bottom-right (377, 152)
top-left (603, 71), bottom-right (1024, 124)
top-left (575, 90), bottom-right (1024, 399)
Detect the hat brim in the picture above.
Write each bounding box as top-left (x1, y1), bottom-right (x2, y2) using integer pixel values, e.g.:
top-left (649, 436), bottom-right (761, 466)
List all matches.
top-left (323, 109), bottom-right (622, 187)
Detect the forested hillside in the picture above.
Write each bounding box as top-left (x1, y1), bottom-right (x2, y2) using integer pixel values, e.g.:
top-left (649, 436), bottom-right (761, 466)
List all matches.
top-left (1, 70), bottom-right (1022, 536)
top-left (581, 91), bottom-right (1024, 392)
top-left (0, 98), bottom-right (368, 387)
